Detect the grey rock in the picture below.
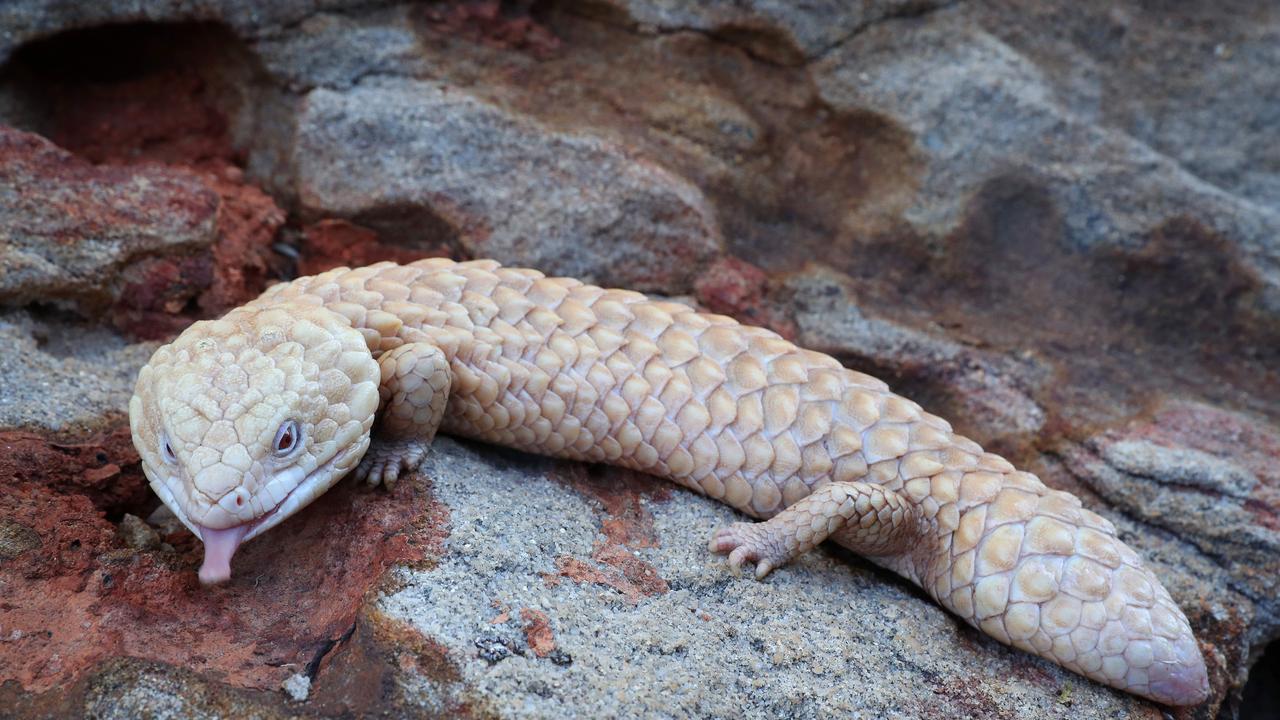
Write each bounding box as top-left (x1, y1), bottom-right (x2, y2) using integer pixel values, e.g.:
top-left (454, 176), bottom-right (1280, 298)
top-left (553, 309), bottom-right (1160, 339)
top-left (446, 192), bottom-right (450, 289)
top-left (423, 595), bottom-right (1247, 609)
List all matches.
top-left (1100, 440), bottom-right (1259, 500)
top-left (146, 504), bottom-right (187, 538)
top-left (783, 264), bottom-right (1049, 445)
top-left (580, 0), bottom-right (948, 64)
top-left (292, 78), bottom-right (724, 294)
top-left (80, 659), bottom-right (281, 720)
top-left (0, 309), bottom-right (156, 432)
top-left (116, 513), bottom-right (162, 551)
top-left (281, 673), bottom-right (311, 703)
top-left (812, 9), bottom-right (1280, 319)
top-left (252, 6), bottom-right (431, 92)
top-left (0, 0), bottom-right (400, 64)
top-left (0, 519), bottom-right (41, 560)
top-left (375, 437), bottom-right (1152, 719)
top-left (968, 0), bottom-right (1280, 210)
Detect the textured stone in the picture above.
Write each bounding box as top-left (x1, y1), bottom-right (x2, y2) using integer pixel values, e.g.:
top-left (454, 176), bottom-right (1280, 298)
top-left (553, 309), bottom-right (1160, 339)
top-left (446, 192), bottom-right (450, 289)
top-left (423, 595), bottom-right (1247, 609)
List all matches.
top-left (812, 5), bottom-right (1280, 324)
top-left (0, 127), bottom-right (218, 308)
top-left (782, 265), bottom-right (1050, 448)
top-left (966, 0), bottom-right (1280, 212)
top-left (0, 420), bottom-right (446, 698)
top-left (0, 0), bottom-right (1276, 715)
top-left (580, 0), bottom-right (947, 64)
top-left (252, 5), bottom-right (432, 93)
top-left (291, 78), bottom-right (723, 295)
top-left (0, 0), bottom-right (401, 64)
top-left (0, 310), bottom-right (157, 432)
top-left (0, 119), bottom-right (283, 339)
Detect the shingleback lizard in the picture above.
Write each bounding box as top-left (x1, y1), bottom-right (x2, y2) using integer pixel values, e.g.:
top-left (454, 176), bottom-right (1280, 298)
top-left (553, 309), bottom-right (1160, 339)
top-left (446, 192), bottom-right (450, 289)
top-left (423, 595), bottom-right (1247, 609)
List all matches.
top-left (128, 258), bottom-right (1210, 705)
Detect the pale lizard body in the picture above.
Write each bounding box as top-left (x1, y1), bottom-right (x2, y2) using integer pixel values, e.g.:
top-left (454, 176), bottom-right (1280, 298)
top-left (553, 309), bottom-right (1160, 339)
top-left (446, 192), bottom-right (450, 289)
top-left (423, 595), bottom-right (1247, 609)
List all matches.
top-left (129, 258), bottom-right (1209, 705)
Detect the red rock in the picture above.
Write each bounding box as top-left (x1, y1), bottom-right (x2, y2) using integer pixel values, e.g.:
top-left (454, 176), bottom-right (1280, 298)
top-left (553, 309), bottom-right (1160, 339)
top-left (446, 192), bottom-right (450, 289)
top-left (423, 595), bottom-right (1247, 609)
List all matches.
top-left (549, 465), bottom-right (671, 549)
top-left (2, 56), bottom-right (287, 338)
top-left (0, 124), bottom-right (284, 341)
top-left (541, 465), bottom-right (672, 603)
top-left (298, 220), bottom-right (452, 277)
top-left (421, 1), bottom-right (561, 59)
top-left (519, 608), bottom-right (557, 657)
top-left (694, 256), bottom-right (797, 340)
top-left (589, 543), bottom-right (669, 599)
top-left (0, 127), bottom-right (216, 308)
top-left (0, 424), bottom-right (448, 695)
top-left (48, 69), bottom-right (233, 168)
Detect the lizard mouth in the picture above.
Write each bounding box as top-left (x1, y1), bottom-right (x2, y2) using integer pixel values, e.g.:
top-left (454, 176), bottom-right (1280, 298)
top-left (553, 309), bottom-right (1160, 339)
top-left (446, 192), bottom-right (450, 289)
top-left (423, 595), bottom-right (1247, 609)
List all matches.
top-left (152, 447), bottom-right (351, 585)
top-left (194, 493), bottom-right (294, 585)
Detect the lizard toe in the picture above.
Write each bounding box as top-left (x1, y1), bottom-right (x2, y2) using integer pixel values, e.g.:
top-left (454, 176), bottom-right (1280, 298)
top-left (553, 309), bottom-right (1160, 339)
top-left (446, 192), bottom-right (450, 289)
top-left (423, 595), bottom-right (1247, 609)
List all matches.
top-left (709, 522), bottom-right (788, 580)
top-left (356, 438), bottom-right (430, 489)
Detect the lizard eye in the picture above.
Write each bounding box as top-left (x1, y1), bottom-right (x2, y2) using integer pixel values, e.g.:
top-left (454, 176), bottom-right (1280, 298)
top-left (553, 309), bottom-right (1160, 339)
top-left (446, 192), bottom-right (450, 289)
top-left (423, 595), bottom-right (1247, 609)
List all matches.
top-left (273, 420), bottom-right (302, 457)
top-left (161, 433), bottom-right (177, 465)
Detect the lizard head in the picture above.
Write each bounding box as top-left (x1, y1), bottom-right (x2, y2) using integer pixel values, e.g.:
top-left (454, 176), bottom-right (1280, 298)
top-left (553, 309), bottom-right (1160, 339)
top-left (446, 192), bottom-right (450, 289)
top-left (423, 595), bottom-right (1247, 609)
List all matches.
top-left (129, 303), bottom-right (380, 584)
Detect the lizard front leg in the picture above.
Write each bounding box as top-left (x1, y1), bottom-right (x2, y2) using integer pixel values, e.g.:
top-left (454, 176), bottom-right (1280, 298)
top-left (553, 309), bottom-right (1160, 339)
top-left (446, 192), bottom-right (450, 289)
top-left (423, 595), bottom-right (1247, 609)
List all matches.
top-left (709, 481), bottom-right (923, 579)
top-left (353, 341), bottom-right (453, 488)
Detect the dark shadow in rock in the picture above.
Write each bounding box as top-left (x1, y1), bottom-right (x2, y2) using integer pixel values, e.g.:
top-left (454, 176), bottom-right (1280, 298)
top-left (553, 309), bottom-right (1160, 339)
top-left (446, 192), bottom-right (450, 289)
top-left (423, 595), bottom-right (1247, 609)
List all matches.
top-left (843, 172), bottom-right (1279, 428)
top-left (309, 607), bottom-right (472, 717)
top-left (0, 425), bottom-right (151, 523)
top-left (421, 0), bottom-right (563, 59)
top-left (1241, 637), bottom-right (1279, 720)
top-left (20, 303), bottom-right (133, 360)
top-left (0, 21), bottom-right (259, 167)
top-left (348, 201), bottom-right (465, 258)
top-left (294, 217), bottom-right (460, 279)
top-left (724, 106), bottom-right (921, 271)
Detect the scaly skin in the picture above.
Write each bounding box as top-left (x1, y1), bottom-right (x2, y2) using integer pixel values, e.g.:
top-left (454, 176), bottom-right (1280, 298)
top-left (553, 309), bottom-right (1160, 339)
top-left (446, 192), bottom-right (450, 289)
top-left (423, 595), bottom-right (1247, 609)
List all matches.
top-left (129, 258), bottom-right (1210, 705)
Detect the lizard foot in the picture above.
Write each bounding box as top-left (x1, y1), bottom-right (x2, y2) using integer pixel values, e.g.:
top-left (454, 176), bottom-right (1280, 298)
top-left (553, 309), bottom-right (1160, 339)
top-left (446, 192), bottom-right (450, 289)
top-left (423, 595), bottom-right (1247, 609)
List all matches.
top-left (708, 521), bottom-right (792, 580)
top-left (352, 437), bottom-right (430, 489)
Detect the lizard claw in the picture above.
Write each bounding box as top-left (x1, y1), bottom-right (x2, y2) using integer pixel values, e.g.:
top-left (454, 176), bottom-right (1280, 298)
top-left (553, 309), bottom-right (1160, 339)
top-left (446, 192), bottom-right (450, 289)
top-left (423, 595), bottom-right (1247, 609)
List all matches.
top-left (352, 438), bottom-right (430, 489)
top-left (709, 522), bottom-right (789, 580)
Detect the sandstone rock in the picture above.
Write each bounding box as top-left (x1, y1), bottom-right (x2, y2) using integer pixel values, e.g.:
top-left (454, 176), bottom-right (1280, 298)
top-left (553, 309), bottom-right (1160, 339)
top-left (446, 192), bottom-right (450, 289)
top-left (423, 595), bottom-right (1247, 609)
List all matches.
top-left (812, 7), bottom-right (1280, 325)
top-left (0, 310), bottom-right (157, 432)
top-left (0, 422), bottom-right (445, 700)
top-left (967, 0), bottom-right (1280, 212)
top-left (0, 0), bottom-right (401, 64)
top-left (292, 78), bottom-right (724, 294)
top-left (578, 0), bottom-right (946, 64)
top-left (0, 127), bottom-right (218, 310)
top-left (0, 124), bottom-right (284, 339)
top-left (782, 265), bottom-right (1050, 449)
top-left (0, 0), bottom-right (1276, 716)
top-left (252, 5), bottom-right (433, 93)
top-left (116, 513), bottom-right (162, 552)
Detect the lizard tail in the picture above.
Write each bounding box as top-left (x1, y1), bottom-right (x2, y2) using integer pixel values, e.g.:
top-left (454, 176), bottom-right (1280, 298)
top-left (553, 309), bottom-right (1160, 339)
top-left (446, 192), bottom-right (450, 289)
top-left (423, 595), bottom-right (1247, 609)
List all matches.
top-left (911, 452), bottom-right (1210, 705)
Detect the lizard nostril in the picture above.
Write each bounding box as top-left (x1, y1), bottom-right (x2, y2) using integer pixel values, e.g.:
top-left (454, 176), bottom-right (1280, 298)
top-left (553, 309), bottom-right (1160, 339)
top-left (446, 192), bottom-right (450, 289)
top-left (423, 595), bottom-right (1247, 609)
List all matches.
top-left (235, 493), bottom-right (244, 507)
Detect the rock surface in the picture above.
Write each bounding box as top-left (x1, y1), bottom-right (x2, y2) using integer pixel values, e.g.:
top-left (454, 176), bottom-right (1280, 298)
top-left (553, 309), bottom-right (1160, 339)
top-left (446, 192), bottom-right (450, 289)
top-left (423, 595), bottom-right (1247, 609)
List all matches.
top-left (377, 438), bottom-right (1157, 718)
top-left (0, 128), bottom-right (216, 308)
top-left (291, 78), bottom-right (724, 293)
top-left (0, 1), bottom-right (1277, 719)
top-left (579, 0), bottom-right (947, 64)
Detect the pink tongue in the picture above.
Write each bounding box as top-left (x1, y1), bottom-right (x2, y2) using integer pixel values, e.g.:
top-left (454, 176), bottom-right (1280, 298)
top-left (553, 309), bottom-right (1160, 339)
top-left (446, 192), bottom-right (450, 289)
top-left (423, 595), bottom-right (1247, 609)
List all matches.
top-left (197, 525), bottom-right (250, 585)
